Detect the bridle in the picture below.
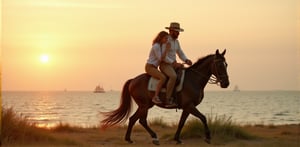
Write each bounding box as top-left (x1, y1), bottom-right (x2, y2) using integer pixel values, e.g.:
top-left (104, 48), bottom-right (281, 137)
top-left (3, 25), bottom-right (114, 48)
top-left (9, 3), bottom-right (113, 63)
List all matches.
top-left (190, 56), bottom-right (228, 85)
top-left (210, 58), bottom-right (228, 85)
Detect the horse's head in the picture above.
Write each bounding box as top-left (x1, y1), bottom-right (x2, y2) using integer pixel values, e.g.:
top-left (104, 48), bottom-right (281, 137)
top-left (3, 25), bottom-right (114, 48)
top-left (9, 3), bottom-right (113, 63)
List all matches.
top-left (211, 49), bottom-right (230, 88)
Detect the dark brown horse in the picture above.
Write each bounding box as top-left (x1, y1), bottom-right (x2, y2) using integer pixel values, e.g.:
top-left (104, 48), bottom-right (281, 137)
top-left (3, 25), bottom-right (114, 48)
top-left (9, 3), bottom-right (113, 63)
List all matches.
top-left (101, 49), bottom-right (229, 145)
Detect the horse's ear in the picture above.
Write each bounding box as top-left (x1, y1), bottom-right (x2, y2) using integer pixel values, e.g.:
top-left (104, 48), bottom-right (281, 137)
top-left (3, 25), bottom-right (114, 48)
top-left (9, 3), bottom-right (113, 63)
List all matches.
top-left (221, 49), bottom-right (226, 56)
top-left (216, 49), bottom-right (220, 55)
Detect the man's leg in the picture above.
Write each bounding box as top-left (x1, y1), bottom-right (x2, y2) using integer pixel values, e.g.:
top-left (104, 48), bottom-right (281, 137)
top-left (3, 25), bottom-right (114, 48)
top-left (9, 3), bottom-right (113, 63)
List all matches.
top-left (160, 63), bottom-right (177, 100)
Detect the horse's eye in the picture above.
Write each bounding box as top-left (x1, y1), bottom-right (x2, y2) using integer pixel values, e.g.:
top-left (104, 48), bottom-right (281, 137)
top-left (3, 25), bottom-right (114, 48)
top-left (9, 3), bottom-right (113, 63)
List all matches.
top-left (224, 62), bottom-right (227, 67)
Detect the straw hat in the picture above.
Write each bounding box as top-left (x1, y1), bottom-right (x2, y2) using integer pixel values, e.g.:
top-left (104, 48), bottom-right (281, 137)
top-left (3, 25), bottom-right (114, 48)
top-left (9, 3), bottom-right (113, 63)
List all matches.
top-left (165, 22), bottom-right (184, 32)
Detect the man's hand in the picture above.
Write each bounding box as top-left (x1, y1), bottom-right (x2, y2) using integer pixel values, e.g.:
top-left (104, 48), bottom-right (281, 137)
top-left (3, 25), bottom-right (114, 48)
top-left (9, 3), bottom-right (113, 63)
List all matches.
top-left (185, 59), bottom-right (193, 65)
top-left (172, 62), bottom-right (184, 68)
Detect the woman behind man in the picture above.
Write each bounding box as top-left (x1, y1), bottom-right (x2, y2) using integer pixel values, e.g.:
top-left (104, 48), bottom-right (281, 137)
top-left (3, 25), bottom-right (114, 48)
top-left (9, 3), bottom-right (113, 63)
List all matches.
top-left (145, 31), bottom-right (172, 105)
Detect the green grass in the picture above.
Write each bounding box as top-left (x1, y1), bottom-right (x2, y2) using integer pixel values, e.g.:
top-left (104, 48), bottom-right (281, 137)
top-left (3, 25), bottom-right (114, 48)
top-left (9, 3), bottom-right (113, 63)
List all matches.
top-left (181, 114), bottom-right (256, 141)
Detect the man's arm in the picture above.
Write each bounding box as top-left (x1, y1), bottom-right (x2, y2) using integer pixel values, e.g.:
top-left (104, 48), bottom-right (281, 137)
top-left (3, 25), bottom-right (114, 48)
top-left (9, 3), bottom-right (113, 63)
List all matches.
top-left (176, 41), bottom-right (192, 65)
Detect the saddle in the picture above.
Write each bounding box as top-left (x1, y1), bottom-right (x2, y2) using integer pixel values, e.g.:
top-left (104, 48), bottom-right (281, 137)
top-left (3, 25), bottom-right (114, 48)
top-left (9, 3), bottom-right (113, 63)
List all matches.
top-left (148, 69), bottom-right (185, 92)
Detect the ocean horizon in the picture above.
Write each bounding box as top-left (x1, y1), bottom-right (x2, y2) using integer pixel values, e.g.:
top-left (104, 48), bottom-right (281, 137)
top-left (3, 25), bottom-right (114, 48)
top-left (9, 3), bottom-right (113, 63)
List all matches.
top-left (2, 90), bottom-right (300, 128)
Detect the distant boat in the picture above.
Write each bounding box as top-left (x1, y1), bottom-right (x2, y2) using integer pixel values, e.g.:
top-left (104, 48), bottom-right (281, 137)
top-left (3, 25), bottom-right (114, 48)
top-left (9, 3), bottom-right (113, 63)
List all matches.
top-left (233, 85), bottom-right (240, 92)
top-left (94, 85), bottom-right (105, 93)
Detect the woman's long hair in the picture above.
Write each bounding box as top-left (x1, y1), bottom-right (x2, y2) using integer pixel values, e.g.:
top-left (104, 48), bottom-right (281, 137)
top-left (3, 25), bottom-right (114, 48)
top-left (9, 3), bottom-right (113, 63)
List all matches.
top-left (152, 31), bottom-right (168, 45)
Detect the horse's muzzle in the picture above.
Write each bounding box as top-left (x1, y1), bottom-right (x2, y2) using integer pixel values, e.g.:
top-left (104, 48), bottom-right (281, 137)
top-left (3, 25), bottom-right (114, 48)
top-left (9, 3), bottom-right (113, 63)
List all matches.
top-left (220, 80), bottom-right (229, 88)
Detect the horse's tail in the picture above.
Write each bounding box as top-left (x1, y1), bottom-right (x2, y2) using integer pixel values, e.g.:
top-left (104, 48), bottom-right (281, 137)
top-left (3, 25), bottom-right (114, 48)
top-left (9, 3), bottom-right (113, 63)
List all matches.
top-left (101, 79), bottom-right (133, 129)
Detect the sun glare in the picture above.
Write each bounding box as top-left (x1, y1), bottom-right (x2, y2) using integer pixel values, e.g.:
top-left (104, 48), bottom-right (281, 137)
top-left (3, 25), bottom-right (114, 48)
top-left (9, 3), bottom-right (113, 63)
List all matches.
top-left (40, 54), bottom-right (49, 63)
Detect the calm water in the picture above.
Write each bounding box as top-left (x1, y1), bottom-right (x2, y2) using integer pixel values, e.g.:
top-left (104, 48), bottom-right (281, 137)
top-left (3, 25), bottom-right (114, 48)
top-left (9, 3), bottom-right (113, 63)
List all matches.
top-left (2, 91), bottom-right (300, 127)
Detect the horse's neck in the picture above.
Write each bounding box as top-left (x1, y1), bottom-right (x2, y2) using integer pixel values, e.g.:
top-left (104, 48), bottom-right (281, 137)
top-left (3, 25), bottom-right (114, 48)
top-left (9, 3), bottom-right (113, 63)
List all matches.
top-left (188, 59), bottom-right (212, 89)
top-left (199, 59), bottom-right (212, 76)
top-left (199, 62), bottom-right (212, 89)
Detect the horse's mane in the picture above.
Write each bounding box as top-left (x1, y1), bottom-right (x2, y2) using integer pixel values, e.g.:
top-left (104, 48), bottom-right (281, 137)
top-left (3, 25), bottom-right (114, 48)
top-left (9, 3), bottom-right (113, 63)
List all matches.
top-left (188, 54), bottom-right (214, 69)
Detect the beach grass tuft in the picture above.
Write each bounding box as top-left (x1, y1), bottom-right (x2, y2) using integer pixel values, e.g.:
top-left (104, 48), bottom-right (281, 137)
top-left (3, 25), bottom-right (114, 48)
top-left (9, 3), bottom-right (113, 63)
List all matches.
top-left (149, 117), bottom-right (170, 128)
top-left (123, 115), bottom-right (256, 141)
top-left (1, 107), bottom-right (79, 145)
top-left (2, 107), bottom-right (46, 143)
top-left (181, 114), bottom-right (256, 141)
top-left (51, 122), bottom-right (83, 132)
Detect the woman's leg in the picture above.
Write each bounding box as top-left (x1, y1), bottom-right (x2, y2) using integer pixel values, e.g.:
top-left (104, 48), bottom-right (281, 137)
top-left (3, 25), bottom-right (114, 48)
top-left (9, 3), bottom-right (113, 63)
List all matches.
top-left (145, 64), bottom-right (166, 99)
top-left (154, 74), bottom-right (166, 97)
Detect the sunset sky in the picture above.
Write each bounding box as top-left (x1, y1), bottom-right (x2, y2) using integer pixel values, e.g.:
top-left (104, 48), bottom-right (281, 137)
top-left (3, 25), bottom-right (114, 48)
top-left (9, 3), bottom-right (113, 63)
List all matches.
top-left (2, 0), bottom-right (300, 91)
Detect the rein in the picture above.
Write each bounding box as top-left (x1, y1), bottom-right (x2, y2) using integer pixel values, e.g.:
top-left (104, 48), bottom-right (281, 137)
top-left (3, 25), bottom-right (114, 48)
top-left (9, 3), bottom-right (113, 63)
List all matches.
top-left (190, 68), bottom-right (219, 85)
top-left (189, 57), bottom-right (227, 85)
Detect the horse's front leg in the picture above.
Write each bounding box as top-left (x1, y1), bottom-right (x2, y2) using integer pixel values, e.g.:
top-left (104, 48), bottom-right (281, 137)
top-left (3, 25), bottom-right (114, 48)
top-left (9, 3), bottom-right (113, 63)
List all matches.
top-left (174, 110), bottom-right (190, 144)
top-left (189, 106), bottom-right (211, 144)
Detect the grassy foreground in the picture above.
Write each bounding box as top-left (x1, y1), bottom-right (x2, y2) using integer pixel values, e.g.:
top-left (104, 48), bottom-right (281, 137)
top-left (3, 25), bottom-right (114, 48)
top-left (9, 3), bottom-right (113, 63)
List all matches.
top-left (1, 107), bottom-right (300, 147)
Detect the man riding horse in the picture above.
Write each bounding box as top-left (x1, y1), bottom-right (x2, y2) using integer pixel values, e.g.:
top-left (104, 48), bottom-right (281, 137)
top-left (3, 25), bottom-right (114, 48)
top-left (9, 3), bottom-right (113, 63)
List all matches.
top-left (101, 47), bottom-right (229, 145)
top-left (159, 22), bottom-right (193, 107)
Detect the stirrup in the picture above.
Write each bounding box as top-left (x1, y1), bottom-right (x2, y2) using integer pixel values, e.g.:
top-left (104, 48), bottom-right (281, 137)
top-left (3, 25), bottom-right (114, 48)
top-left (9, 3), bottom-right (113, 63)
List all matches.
top-left (152, 96), bottom-right (163, 104)
top-left (165, 98), bottom-right (177, 107)
top-left (165, 102), bottom-right (177, 108)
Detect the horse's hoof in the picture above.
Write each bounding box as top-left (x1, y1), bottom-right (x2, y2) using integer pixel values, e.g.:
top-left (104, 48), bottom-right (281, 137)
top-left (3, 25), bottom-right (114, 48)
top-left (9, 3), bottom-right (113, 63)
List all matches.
top-left (152, 138), bottom-right (160, 145)
top-left (125, 139), bottom-right (134, 144)
top-left (204, 138), bottom-right (211, 144)
top-left (176, 141), bottom-right (184, 145)
top-left (175, 139), bottom-right (183, 144)
top-left (127, 140), bottom-right (134, 144)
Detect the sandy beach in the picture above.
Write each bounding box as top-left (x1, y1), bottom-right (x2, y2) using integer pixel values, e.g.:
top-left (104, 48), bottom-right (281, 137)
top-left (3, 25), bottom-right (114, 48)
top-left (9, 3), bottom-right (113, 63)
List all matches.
top-left (2, 124), bottom-right (299, 147)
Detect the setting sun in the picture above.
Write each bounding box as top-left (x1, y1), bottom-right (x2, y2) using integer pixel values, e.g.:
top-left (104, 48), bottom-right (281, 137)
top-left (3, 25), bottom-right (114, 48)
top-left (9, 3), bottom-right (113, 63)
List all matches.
top-left (2, 0), bottom-right (299, 91)
top-left (40, 54), bottom-right (49, 63)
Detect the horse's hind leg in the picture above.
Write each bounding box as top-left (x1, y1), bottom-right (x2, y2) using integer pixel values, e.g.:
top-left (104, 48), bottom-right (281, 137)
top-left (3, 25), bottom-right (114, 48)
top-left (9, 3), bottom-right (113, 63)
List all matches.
top-left (125, 108), bottom-right (142, 143)
top-left (138, 108), bottom-right (159, 145)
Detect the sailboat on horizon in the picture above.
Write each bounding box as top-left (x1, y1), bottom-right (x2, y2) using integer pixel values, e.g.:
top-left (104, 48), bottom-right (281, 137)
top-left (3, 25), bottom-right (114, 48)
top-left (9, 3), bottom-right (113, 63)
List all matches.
top-left (94, 85), bottom-right (105, 93)
top-left (233, 85), bottom-right (240, 92)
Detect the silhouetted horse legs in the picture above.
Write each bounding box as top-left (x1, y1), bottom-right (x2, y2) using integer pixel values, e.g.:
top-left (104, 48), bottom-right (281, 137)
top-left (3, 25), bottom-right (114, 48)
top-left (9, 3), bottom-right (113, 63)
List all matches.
top-left (125, 107), bottom-right (159, 144)
top-left (174, 110), bottom-right (189, 144)
top-left (174, 105), bottom-right (211, 144)
top-left (138, 108), bottom-right (160, 145)
top-left (189, 106), bottom-right (211, 143)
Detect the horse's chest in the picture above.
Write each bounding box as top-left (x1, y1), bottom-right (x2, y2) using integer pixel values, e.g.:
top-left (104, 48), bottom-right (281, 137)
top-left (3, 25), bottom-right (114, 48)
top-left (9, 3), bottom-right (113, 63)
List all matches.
top-left (197, 92), bottom-right (204, 104)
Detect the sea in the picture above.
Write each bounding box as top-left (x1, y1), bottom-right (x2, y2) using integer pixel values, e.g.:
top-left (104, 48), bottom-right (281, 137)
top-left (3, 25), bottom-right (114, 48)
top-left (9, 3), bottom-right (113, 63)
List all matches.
top-left (2, 90), bottom-right (300, 128)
